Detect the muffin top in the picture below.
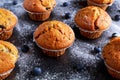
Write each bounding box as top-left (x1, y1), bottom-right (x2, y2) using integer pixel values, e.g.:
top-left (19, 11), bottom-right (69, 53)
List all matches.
top-left (89, 0), bottom-right (114, 4)
top-left (74, 6), bottom-right (111, 31)
top-left (102, 37), bottom-right (120, 71)
top-left (0, 40), bottom-right (18, 74)
top-left (34, 20), bottom-right (75, 50)
top-left (23, 0), bottom-right (56, 12)
top-left (0, 8), bottom-right (17, 31)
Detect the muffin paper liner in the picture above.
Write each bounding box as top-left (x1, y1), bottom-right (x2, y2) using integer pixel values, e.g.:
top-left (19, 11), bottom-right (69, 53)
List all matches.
top-left (33, 38), bottom-right (71, 52)
top-left (0, 69), bottom-right (13, 76)
top-left (0, 28), bottom-right (13, 34)
top-left (104, 62), bottom-right (120, 74)
top-left (102, 49), bottom-right (120, 79)
top-left (22, 5), bottom-right (52, 21)
top-left (33, 38), bottom-right (68, 57)
top-left (23, 7), bottom-right (52, 14)
top-left (75, 23), bottom-right (110, 39)
top-left (0, 28), bottom-right (13, 40)
top-left (75, 23), bottom-right (109, 33)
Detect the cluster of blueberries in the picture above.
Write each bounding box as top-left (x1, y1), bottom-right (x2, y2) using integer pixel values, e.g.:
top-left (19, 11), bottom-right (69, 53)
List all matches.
top-left (11, 1), bottom-right (120, 76)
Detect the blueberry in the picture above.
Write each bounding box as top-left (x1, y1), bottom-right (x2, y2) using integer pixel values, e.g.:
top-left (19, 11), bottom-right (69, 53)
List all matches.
top-left (21, 45), bottom-right (29, 53)
top-left (118, 10), bottom-right (120, 13)
top-left (112, 33), bottom-right (119, 37)
top-left (114, 15), bottom-right (120, 21)
top-left (13, 0), bottom-right (17, 5)
top-left (94, 47), bottom-right (102, 53)
top-left (118, 10), bottom-right (120, 12)
top-left (112, 33), bottom-right (117, 37)
top-left (63, 2), bottom-right (68, 7)
top-left (65, 13), bottom-right (71, 19)
top-left (33, 67), bottom-right (42, 76)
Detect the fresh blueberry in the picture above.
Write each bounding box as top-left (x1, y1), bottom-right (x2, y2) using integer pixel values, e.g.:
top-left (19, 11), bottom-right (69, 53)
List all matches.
top-left (112, 33), bottom-right (119, 37)
top-left (21, 45), bottom-right (29, 53)
top-left (33, 67), bottom-right (42, 76)
top-left (63, 2), bottom-right (68, 7)
top-left (65, 13), bottom-right (71, 19)
top-left (114, 15), bottom-right (120, 21)
top-left (13, 0), bottom-right (17, 5)
top-left (118, 10), bottom-right (120, 12)
top-left (94, 47), bottom-right (102, 53)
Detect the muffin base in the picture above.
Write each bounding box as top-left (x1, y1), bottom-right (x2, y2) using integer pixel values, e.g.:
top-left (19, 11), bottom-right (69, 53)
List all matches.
top-left (108, 69), bottom-right (120, 79)
top-left (0, 69), bottom-right (13, 80)
top-left (105, 62), bottom-right (120, 79)
top-left (0, 73), bottom-right (10, 80)
top-left (87, 0), bottom-right (109, 10)
top-left (80, 30), bottom-right (103, 39)
top-left (42, 49), bottom-right (66, 57)
top-left (34, 39), bottom-right (67, 57)
top-left (28, 11), bottom-right (51, 21)
top-left (0, 29), bottom-right (13, 40)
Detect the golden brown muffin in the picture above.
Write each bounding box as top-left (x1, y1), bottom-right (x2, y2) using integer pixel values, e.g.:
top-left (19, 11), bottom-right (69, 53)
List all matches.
top-left (87, 0), bottom-right (115, 10)
top-left (74, 6), bottom-right (111, 39)
top-left (0, 40), bottom-right (18, 80)
top-left (102, 37), bottom-right (120, 79)
top-left (34, 20), bottom-right (75, 57)
top-left (23, 0), bottom-right (56, 21)
top-left (0, 8), bottom-right (18, 40)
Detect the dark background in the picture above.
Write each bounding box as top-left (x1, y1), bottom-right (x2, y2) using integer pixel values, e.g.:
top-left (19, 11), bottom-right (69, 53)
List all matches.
top-left (0, 0), bottom-right (120, 80)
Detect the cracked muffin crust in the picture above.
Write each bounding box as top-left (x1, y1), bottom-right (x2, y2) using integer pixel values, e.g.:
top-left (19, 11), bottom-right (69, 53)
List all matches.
top-left (0, 8), bottom-right (17, 31)
top-left (74, 6), bottom-right (111, 31)
top-left (89, 0), bottom-right (114, 4)
top-left (34, 20), bottom-right (75, 50)
top-left (23, 0), bottom-right (56, 21)
top-left (23, 0), bottom-right (56, 12)
top-left (0, 40), bottom-right (18, 79)
top-left (0, 8), bottom-right (18, 40)
top-left (102, 37), bottom-right (120, 79)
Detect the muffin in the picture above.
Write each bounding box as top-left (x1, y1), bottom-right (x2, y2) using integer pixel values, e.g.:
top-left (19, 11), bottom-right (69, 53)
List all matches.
top-left (102, 37), bottom-right (120, 79)
top-left (0, 40), bottom-right (19, 79)
top-left (87, 0), bottom-right (114, 10)
top-left (34, 20), bottom-right (75, 57)
top-left (74, 6), bottom-right (111, 39)
top-left (23, 0), bottom-right (56, 21)
top-left (0, 8), bottom-right (18, 40)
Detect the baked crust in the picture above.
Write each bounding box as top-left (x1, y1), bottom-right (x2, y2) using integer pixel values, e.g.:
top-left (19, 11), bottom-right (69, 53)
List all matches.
top-left (0, 8), bottom-right (17, 31)
top-left (103, 37), bottom-right (120, 71)
top-left (74, 6), bottom-right (111, 31)
top-left (34, 20), bottom-right (75, 50)
top-left (0, 40), bottom-right (18, 74)
top-left (23, 0), bottom-right (56, 12)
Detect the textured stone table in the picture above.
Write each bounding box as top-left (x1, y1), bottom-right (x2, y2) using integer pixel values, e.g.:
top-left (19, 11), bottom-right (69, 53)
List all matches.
top-left (0, 0), bottom-right (120, 80)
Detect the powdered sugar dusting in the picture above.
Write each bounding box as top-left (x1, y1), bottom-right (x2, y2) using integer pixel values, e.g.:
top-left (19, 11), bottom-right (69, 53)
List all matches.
top-left (1, 0), bottom-right (120, 80)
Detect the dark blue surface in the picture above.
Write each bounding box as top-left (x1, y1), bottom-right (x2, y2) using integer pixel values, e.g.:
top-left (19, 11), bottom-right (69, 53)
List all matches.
top-left (0, 0), bottom-right (119, 80)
